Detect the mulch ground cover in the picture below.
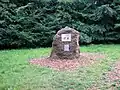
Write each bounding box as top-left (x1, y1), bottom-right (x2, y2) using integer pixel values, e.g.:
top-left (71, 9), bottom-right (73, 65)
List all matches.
top-left (107, 60), bottom-right (120, 82)
top-left (101, 60), bottom-right (120, 89)
top-left (30, 53), bottom-right (105, 71)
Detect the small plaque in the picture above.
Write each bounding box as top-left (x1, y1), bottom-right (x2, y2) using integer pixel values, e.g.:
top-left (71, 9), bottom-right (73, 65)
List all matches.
top-left (61, 34), bottom-right (71, 41)
top-left (64, 44), bottom-right (70, 51)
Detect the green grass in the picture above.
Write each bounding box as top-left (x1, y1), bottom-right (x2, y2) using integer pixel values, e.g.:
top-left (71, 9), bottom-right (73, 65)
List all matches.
top-left (0, 44), bottom-right (120, 90)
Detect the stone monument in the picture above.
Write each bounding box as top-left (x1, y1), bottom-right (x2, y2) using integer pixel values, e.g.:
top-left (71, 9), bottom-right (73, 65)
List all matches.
top-left (50, 26), bottom-right (80, 59)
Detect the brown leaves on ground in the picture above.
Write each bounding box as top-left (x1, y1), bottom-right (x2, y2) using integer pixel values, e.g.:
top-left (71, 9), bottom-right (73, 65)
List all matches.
top-left (29, 53), bottom-right (105, 71)
top-left (107, 60), bottom-right (120, 82)
top-left (103, 60), bottom-right (120, 90)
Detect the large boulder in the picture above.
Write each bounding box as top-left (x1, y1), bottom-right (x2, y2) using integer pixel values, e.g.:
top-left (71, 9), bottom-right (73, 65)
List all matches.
top-left (50, 26), bottom-right (80, 59)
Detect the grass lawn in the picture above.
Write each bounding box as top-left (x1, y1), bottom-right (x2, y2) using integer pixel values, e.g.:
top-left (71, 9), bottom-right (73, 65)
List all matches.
top-left (0, 44), bottom-right (120, 90)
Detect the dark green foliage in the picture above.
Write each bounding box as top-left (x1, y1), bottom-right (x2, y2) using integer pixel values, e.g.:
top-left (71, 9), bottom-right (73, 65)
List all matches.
top-left (0, 0), bottom-right (120, 49)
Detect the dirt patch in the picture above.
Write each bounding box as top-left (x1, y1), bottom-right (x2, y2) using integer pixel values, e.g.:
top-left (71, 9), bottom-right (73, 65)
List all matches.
top-left (106, 60), bottom-right (120, 82)
top-left (29, 53), bottom-right (105, 71)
